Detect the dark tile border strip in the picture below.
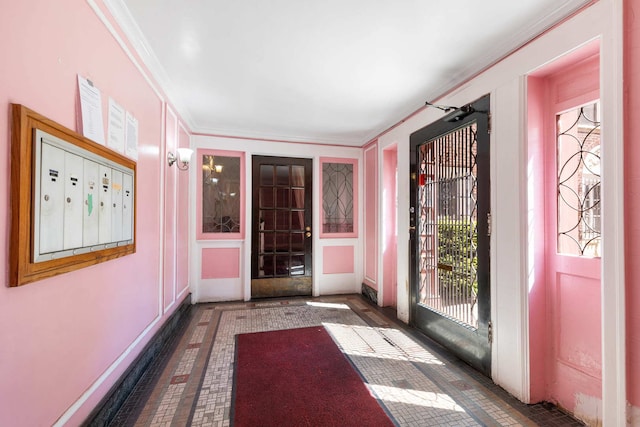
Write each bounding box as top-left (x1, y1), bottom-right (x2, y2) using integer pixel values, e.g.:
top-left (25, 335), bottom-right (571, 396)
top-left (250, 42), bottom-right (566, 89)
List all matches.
top-left (122, 301), bottom-right (205, 425)
top-left (185, 306), bottom-right (224, 425)
top-left (82, 295), bottom-right (193, 427)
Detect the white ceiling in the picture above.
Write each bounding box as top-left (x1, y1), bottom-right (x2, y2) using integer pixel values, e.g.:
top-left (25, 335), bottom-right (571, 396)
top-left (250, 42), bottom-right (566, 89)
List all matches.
top-left (107, 0), bottom-right (592, 146)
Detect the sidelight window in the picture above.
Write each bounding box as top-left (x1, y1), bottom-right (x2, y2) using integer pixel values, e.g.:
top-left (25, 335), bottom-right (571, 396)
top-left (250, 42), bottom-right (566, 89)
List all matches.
top-left (556, 101), bottom-right (601, 257)
top-left (320, 157), bottom-right (357, 238)
top-left (197, 149), bottom-right (245, 240)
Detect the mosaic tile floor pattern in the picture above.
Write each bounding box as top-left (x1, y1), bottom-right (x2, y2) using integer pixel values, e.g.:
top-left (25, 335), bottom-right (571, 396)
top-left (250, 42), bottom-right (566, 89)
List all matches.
top-left (109, 295), bottom-right (584, 427)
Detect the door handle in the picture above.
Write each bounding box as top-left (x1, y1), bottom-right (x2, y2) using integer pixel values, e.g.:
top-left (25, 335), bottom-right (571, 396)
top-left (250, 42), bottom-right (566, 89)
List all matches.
top-left (305, 231), bottom-right (312, 238)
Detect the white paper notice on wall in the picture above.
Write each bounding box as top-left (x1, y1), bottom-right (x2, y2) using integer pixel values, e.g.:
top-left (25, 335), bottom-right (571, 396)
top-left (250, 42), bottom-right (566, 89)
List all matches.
top-left (77, 75), bottom-right (105, 145)
top-left (125, 111), bottom-right (138, 160)
top-left (107, 97), bottom-right (126, 153)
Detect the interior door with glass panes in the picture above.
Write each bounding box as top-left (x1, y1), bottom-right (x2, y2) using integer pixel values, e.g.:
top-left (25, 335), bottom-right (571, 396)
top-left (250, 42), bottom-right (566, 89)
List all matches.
top-left (251, 156), bottom-right (312, 298)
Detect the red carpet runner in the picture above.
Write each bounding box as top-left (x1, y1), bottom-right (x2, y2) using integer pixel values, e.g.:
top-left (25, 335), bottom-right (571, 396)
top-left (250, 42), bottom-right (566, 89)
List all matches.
top-left (232, 326), bottom-right (395, 426)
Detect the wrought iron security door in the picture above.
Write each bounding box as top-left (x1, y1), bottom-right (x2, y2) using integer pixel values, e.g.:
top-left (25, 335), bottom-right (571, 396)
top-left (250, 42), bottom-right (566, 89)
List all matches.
top-left (410, 95), bottom-right (491, 376)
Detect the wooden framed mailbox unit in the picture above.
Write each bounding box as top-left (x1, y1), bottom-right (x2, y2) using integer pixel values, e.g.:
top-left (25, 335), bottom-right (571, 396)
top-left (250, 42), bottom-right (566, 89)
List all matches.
top-left (9, 104), bottom-right (136, 287)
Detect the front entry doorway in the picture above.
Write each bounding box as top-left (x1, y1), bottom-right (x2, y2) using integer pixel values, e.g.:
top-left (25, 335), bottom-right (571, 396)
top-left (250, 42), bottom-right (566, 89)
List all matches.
top-left (251, 156), bottom-right (313, 298)
top-left (409, 95), bottom-right (491, 376)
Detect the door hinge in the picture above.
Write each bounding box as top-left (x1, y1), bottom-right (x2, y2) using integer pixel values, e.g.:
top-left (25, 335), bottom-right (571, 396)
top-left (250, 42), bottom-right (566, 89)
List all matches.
top-left (488, 321), bottom-right (493, 344)
top-left (487, 212), bottom-right (492, 237)
top-left (488, 112), bottom-right (492, 134)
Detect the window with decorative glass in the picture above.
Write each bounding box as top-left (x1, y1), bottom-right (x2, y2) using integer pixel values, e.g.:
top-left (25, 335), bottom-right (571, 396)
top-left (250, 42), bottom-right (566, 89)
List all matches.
top-left (557, 101), bottom-right (601, 257)
top-left (320, 157), bottom-right (357, 238)
top-left (198, 149), bottom-right (244, 239)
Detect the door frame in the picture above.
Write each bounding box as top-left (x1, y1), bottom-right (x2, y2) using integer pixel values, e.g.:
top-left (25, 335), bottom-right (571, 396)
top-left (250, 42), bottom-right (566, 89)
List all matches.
top-left (524, 31), bottom-right (625, 423)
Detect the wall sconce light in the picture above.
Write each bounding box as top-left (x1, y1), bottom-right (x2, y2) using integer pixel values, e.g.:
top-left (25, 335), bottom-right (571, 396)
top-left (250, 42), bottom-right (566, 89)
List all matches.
top-left (168, 148), bottom-right (194, 170)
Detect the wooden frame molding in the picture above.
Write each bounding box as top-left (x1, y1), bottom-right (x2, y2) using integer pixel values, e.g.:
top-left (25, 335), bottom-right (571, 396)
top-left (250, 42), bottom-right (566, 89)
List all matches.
top-left (9, 104), bottom-right (137, 287)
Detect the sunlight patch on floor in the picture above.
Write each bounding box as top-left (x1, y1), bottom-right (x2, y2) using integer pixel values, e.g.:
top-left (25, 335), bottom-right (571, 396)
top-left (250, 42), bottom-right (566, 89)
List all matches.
top-left (322, 322), bottom-right (444, 365)
top-left (306, 301), bottom-right (350, 309)
top-left (369, 384), bottom-right (466, 412)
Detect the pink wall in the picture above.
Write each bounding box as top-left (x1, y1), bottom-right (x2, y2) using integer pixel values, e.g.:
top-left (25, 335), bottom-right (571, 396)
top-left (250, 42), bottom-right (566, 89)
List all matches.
top-left (164, 107), bottom-right (178, 309)
top-left (323, 246), bottom-right (355, 274)
top-left (624, 0), bottom-right (640, 409)
top-left (0, 1), bottom-right (190, 425)
top-left (382, 146), bottom-right (397, 307)
top-left (201, 248), bottom-right (241, 279)
top-left (177, 126), bottom-right (191, 296)
top-left (363, 142), bottom-right (378, 289)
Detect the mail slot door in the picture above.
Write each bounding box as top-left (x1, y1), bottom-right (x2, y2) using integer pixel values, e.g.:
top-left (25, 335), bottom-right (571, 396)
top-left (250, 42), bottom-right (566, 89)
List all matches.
top-left (111, 169), bottom-right (123, 242)
top-left (39, 143), bottom-right (65, 253)
top-left (122, 172), bottom-right (133, 241)
top-left (98, 165), bottom-right (112, 244)
top-left (63, 151), bottom-right (83, 250)
top-left (83, 159), bottom-right (100, 246)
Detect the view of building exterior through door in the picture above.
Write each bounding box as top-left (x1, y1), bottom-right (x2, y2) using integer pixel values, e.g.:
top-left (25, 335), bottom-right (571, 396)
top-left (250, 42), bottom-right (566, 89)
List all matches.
top-left (410, 95), bottom-right (492, 376)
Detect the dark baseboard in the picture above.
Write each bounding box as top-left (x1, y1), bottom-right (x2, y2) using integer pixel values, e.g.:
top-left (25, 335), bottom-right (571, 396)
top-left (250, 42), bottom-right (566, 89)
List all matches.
top-left (361, 283), bottom-right (378, 305)
top-left (82, 295), bottom-right (193, 427)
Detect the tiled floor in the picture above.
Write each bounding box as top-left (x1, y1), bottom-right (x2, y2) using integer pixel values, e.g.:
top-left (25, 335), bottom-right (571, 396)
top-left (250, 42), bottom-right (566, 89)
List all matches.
top-left (109, 295), bottom-right (584, 426)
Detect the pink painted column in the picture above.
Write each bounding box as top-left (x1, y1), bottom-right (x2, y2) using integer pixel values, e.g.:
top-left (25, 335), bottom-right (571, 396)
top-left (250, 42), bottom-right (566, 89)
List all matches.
top-left (527, 76), bottom-right (548, 403)
top-left (382, 145), bottom-right (397, 307)
top-left (177, 126), bottom-right (191, 296)
top-left (624, 0), bottom-right (640, 413)
top-left (164, 107), bottom-right (178, 310)
top-left (363, 142), bottom-right (378, 291)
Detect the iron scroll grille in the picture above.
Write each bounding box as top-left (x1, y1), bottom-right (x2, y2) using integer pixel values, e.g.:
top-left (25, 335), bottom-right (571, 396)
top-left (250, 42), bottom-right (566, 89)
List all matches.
top-left (557, 102), bottom-right (601, 257)
top-left (417, 123), bottom-right (479, 329)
